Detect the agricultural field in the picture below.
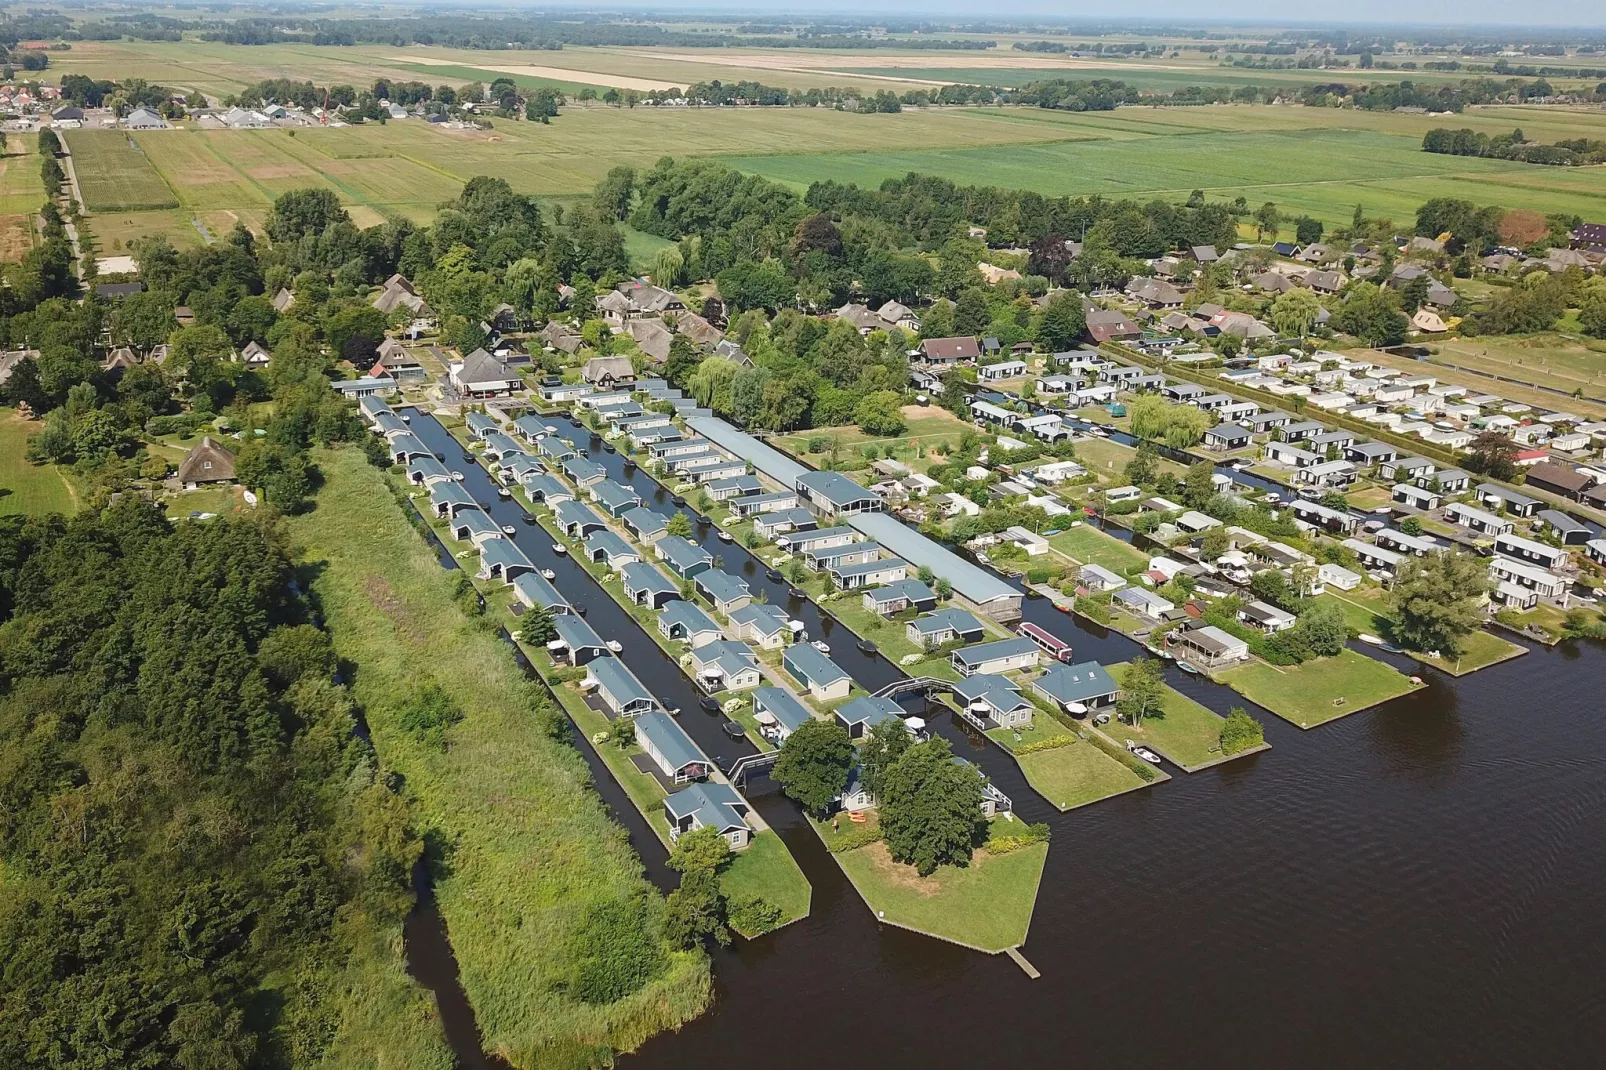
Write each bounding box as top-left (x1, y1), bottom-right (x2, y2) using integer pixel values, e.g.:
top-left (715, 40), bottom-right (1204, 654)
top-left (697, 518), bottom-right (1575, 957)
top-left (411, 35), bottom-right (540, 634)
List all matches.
top-left (0, 412), bottom-right (80, 517)
top-left (62, 130), bottom-right (179, 211)
top-left (1360, 336), bottom-right (1606, 418)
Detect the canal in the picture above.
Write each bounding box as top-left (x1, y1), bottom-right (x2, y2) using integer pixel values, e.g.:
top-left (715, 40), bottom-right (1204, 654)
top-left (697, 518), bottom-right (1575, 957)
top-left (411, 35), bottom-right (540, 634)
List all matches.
top-left (408, 409), bottom-right (1604, 1069)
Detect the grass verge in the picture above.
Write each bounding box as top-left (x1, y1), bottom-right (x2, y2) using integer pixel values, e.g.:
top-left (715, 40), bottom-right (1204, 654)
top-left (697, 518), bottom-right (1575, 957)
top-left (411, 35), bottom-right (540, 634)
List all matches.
top-left (1216, 648), bottom-right (1423, 728)
top-left (289, 447), bottom-right (711, 1067)
top-left (0, 411), bottom-right (80, 516)
top-left (1100, 662), bottom-right (1243, 771)
top-left (987, 714), bottom-right (1149, 810)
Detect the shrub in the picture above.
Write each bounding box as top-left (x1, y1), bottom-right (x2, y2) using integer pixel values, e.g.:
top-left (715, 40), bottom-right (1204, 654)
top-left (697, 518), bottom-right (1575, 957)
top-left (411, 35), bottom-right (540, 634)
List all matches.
top-left (987, 822), bottom-right (1052, 854)
top-left (1075, 595), bottom-right (1111, 625)
top-left (728, 896), bottom-right (783, 935)
top-left (825, 822), bottom-right (884, 853)
top-left (1219, 707), bottom-right (1265, 755)
top-left (396, 683), bottom-right (463, 750)
top-left (567, 895), bottom-right (670, 1004)
top-left (1013, 735), bottom-right (1074, 755)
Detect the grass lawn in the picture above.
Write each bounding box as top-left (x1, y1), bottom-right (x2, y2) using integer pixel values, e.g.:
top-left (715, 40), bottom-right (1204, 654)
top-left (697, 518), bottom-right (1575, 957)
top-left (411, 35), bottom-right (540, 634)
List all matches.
top-left (720, 831), bottom-right (812, 932)
top-left (989, 716), bottom-right (1150, 810)
top-left (775, 408), bottom-right (972, 462)
top-left (0, 413), bottom-right (80, 517)
top-left (1217, 648), bottom-right (1422, 728)
top-left (289, 447), bottom-right (712, 1061)
top-left (1101, 662), bottom-right (1242, 770)
top-left (162, 484), bottom-right (248, 519)
top-left (1048, 522), bottom-right (1149, 576)
top-left (1345, 484), bottom-right (1395, 511)
top-left (826, 824), bottom-right (1047, 953)
top-left (1321, 591), bottom-right (1526, 675)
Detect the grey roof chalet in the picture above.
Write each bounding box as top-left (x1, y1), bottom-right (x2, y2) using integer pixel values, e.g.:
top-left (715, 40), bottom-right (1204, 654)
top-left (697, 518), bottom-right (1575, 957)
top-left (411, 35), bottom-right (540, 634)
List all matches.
top-left (847, 512), bottom-right (1019, 616)
top-left (511, 571), bottom-right (571, 614)
top-left (590, 657), bottom-right (658, 713)
top-left (621, 561), bottom-right (680, 600)
top-left (539, 437), bottom-right (574, 462)
top-left (553, 499), bottom-right (605, 534)
top-left (657, 535), bottom-right (712, 576)
top-left (660, 599), bottom-right (721, 639)
top-left (909, 607), bottom-right (986, 640)
top-left (835, 695), bottom-right (904, 732)
top-left (707, 474), bottom-right (763, 497)
top-left (730, 601), bottom-right (789, 638)
top-left (695, 568), bottom-right (750, 606)
top-left (951, 636), bottom-right (1039, 671)
top-left (407, 455), bottom-right (451, 484)
top-left (553, 614), bottom-right (607, 657)
top-left (1477, 483), bottom-right (1540, 510)
top-left (429, 480), bottom-right (477, 515)
top-left (584, 529), bottom-right (639, 565)
top-left (451, 508), bottom-right (500, 541)
top-left (865, 577), bottom-right (935, 606)
top-left (784, 643), bottom-right (851, 689)
top-left (796, 470), bottom-right (882, 509)
top-left (1032, 662), bottom-right (1119, 705)
top-left (663, 781), bottom-right (748, 835)
top-left (521, 473), bottom-right (571, 504)
top-left (479, 537), bottom-right (533, 578)
top-left (633, 710), bottom-right (708, 772)
top-left (562, 456), bottom-right (607, 485)
top-left (593, 480), bottom-right (641, 515)
top-left (622, 506), bottom-right (669, 539)
top-left (753, 687), bottom-right (813, 736)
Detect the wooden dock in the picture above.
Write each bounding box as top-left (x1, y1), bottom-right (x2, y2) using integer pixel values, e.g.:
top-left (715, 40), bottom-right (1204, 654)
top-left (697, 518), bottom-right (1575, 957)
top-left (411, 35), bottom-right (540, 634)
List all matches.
top-left (1006, 947), bottom-right (1040, 979)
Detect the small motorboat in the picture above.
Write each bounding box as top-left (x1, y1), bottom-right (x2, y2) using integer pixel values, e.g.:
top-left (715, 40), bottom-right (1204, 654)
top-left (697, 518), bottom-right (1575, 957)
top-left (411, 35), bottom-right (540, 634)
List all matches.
top-left (1177, 662), bottom-right (1201, 675)
top-left (671, 495), bottom-right (687, 507)
top-left (452, 471), bottom-right (465, 481)
top-left (575, 604), bottom-right (586, 616)
top-left (463, 451), bottom-right (477, 462)
top-left (602, 443), bottom-right (616, 453)
top-left (541, 569), bottom-right (556, 580)
top-left (1358, 633), bottom-right (1384, 646)
top-left (551, 543), bottom-right (567, 555)
top-left (766, 569), bottom-right (783, 582)
top-left (856, 639), bottom-right (877, 654)
top-left (1126, 741), bottom-right (1162, 765)
top-left (720, 720), bottom-right (746, 741)
top-left (606, 640), bottom-right (623, 653)
top-left (717, 530), bottom-right (734, 542)
top-left (699, 697), bottom-right (722, 714)
top-left (812, 640), bottom-right (830, 653)
top-left (1381, 643), bottom-right (1406, 654)
top-left (521, 513), bottom-right (537, 524)
top-left (788, 588), bottom-right (807, 600)
top-left (501, 524), bottom-right (517, 535)
top-left (1056, 601), bottom-right (1072, 613)
top-left (497, 487), bottom-right (512, 499)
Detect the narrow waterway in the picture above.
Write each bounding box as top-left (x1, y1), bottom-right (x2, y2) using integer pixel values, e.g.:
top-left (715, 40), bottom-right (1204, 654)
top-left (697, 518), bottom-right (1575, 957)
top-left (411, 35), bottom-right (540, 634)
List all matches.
top-left (401, 409), bottom-right (1606, 1068)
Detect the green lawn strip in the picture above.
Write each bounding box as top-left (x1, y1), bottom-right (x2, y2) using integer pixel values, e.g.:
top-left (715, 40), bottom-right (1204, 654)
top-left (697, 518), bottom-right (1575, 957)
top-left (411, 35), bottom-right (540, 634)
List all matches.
top-left (986, 714), bottom-right (1150, 810)
top-left (813, 818), bottom-right (1047, 953)
top-left (1321, 591), bottom-right (1525, 675)
top-left (1047, 523), bottom-right (1150, 576)
top-left (718, 831), bottom-right (812, 930)
top-left (0, 412), bottom-right (80, 516)
top-left (1215, 648), bottom-right (1422, 728)
top-left (1101, 662), bottom-right (1253, 771)
top-left (290, 448), bottom-right (711, 1061)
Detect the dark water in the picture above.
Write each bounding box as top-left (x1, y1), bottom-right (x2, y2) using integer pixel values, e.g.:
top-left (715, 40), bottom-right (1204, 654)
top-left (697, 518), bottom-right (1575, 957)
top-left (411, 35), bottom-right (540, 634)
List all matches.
top-left (405, 411), bottom-right (1606, 1069)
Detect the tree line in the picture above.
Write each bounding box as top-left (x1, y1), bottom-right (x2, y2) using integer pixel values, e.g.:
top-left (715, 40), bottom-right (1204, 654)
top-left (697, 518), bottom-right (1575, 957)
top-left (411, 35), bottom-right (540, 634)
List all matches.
top-left (1423, 126), bottom-right (1606, 166)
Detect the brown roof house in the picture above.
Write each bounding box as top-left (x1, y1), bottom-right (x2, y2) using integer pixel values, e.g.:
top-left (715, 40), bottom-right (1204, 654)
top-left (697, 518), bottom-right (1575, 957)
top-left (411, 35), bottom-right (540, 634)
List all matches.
top-left (372, 274), bottom-right (434, 320)
top-left (583, 355), bottom-right (636, 389)
top-left (1084, 309), bottom-right (1141, 344)
top-left (920, 336), bottom-right (981, 365)
top-left (240, 340), bottom-right (272, 368)
top-left (1409, 308), bottom-right (1448, 334)
top-left (178, 436), bottom-right (236, 489)
top-left (539, 320), bottom-right (583, 354)
top-left (673, 311), bottom-right (724, 348)
top-left (1523, 461), bottom-right (1595, 502)
top-left (626, 317), bottom-right (673, 363)
top-left (271, 287), bottom-right (296, 313)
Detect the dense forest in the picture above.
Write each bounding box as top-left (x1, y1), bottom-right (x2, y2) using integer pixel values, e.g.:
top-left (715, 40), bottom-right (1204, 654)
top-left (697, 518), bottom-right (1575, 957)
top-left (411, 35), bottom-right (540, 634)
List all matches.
top-left (0, 501), bottom-right (447, 1067)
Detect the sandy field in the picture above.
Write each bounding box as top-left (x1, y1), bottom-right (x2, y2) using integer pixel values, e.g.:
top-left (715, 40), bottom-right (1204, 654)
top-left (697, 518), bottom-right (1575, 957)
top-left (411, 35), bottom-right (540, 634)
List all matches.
top-left (391, 55), bottom-right (681, 92)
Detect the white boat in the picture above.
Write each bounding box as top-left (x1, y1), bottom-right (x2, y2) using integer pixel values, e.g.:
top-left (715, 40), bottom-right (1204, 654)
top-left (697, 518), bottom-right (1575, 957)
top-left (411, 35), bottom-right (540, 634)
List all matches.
top-left (1358, 633), bottom-right (1384, 646)
top-left (1126, 741), bottom-right (1162, 765)
top-left (501, 525), bottom-right (517, 535)
top-left (606, 640), bottom-right (623, 653)
top-left (812, 640), bottom-right (830, 653)
top-left (551, 543), bottom-right (566, 555)
top-left (541, 569), bottom-right (556, 580)
top-left (717, 530), bottom-right (734, 542)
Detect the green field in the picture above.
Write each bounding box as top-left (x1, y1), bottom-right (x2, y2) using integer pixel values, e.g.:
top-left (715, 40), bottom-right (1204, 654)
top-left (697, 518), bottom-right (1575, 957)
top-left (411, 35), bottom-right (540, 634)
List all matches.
top-left (1318, 591), bottom-right (1526, 676)
top-left (1101, 662), bottom-right (1244, 770)
top-left (720, 126), bottom-right (1606, 227)
top-left (825, 821), bottom-right (1047, 952)
top-left (0, 413), bottom-right (79, 517)
top-left (64, 130), bottom-right (179, 211)
top-left (1217, 648), bottom-right (1423, 728)
top-left (720, 831), bottom-right (813, 930)
top-left (1048, 523), bottom-right (1150, 576)
top-left (290, 447), bottom-right (711, 1066)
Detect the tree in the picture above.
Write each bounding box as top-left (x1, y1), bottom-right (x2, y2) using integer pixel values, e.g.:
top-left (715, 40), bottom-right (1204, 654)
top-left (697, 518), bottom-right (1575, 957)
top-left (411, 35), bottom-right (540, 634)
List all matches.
top-left (324, 304), bottom-right (387, 364)
top-left (1116, 656), bottom-right (1166, 726)
top-left (1254, 202), bottom-right (1281, 243)
top-left (793, 213), bottom-right (843, 258)
top-left (952, 288), bottom-right (991, 335)
top-left (519, 603), bottom-right (557, 645)
top-left (853, 390), bottom-right (906, 436)
top-left (667, 825), bottom-right (731, 875)
top-left (1391, 550), bottom-right (1491, 658)
top-left (878, 736), bottom-right (988, 876)
top-left (1181, 459), bottom-right (1216, 509)
top-left (858, 716), bottom-right (912, 801)
top-left (1123, 444), bottom-right (1159, 487)
top-left (1579, 279), bottom-right (1606, 340)
top-left (1201, 525), bottom-right (1230, 560)
top-left (1294, 598), bottom-right (1348, 657)
top-left (1269, 287), bottom-right (1323, 339)
top-left (663, 866), bottom-right (729, 950)
top-left (666, 511), bottom-right (694, 538)
top-left (1034, 290), bottom-right (1086, 352)
top-left (1333, 282), bottom-right (1408, 347)
top-left (1249, 568), bottom-right (1293, 610)
top-left (1219, 707), bottom-right (1264, 755)
top-left (1465, 431), bottom-right (1518, 481)
top-left (772, 720), bottom-right (854, 817)
top-left (265, 188), bottom-right (349, 244)
top-left (1295, 216), bottom-right (1324, 244)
